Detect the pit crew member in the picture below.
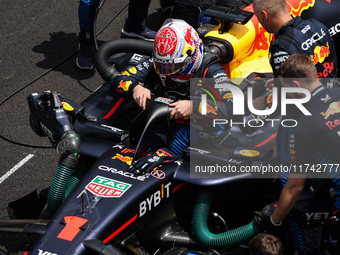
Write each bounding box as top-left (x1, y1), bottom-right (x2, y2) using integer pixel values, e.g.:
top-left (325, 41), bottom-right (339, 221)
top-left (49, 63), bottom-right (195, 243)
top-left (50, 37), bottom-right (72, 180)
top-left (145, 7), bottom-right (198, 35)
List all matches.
top-left (253, 0), bottom-right (337, 86)
top-left (254, 53), bottom-right (340, 255)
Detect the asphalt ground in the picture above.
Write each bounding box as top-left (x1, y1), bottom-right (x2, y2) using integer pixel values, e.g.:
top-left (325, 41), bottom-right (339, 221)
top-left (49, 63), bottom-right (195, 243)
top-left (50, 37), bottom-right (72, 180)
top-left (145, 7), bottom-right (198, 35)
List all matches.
top-left (0, 0), bottom-right (162, 252)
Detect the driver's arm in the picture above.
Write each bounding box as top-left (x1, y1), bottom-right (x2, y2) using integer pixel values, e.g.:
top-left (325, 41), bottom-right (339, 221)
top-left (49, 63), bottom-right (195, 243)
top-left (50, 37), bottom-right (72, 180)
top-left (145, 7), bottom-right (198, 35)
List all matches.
top-left (169, 64), bottom-right (231, 120)
top-left (110, 54), bottom-right (154, 105)
top-left (133, 85), bottom-right (151, 110)
top-left (169, 100), bottom-right (191, 119)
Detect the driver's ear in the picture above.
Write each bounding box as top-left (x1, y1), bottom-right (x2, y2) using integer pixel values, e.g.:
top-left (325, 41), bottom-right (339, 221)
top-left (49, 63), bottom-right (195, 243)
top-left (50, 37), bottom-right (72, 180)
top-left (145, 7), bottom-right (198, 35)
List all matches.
top-left (261, 10), bottom-right (269, 21)
top-left (292, 80), bottom-right (302, 88)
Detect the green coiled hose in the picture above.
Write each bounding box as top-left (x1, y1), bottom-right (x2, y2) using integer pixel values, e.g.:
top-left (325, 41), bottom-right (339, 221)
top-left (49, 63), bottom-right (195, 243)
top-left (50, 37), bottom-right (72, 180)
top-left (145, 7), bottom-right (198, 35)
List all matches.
top-left (64, 156), bottom-right (94, 199)
top-left (47, 154), bottom-right (94, 214)
top-left (192, 192), bottom-right (261, 248)
top-left (47, 162), bottom-right (74, 214)
top-left (64, 163), bottom-right (88, 199)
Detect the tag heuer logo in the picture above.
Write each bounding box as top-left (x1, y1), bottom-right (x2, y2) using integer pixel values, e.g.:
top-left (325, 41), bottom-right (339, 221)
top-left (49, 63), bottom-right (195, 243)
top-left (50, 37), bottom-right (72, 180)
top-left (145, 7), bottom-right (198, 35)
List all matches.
top-left (155, 97), bottom-right (174, 104)
top-left (86, 176), bottom-right (132, 198)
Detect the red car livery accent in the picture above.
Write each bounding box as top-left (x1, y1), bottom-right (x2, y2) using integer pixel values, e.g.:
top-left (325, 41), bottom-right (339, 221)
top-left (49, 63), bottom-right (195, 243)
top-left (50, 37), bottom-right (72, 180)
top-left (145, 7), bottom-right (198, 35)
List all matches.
top-left (287, 0), bottom-right (316, 17)
top-left (57, 216), bottom-right (88, 241)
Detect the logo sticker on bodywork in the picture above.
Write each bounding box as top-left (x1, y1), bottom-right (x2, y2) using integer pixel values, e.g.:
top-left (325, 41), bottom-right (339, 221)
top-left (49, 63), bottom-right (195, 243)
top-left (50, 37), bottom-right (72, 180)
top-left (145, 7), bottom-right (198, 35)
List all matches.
top-left (112, 153), bottom-right (133, 165)
top-left (155, 97), bottom-right (174, 104)
top-left (151, 169), bottom-right (166, 179)
top-left (86, 175), bottom-right (132, 198)
top-left (62, 102), bottom-right (74, 111)
top-left (240, 149), bottom-right (260, 157)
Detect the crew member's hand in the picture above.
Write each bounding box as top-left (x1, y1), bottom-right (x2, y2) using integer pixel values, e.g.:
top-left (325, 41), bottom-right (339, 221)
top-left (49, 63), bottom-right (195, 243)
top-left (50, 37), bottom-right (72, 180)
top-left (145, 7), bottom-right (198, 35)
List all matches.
top-left (133, 85), bottom-right (151, 110)
top-left (128, 148), bottom-right (178, 174)
top-left (169, 100), bottom-right (191, 119)
top-left (253, 202), bottom-right (283, 234)
top-left (265, 78), bottom-right (275, 92)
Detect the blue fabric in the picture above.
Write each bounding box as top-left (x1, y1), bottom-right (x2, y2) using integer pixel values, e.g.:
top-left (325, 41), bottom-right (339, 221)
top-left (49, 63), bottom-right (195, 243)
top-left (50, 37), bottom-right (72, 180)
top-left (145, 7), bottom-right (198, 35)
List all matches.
top-left (78, 0), bottom-right (99, 33)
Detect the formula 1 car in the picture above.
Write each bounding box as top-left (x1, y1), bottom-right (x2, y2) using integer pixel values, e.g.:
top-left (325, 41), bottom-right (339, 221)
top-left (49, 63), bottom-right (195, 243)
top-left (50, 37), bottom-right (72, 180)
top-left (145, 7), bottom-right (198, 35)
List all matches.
top-left (0, 0), bottom-right (339, 254)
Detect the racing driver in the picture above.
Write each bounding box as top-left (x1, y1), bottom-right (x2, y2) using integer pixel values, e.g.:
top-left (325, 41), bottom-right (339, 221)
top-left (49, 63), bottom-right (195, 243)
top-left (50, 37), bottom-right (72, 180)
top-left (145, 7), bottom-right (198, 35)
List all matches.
top-left (110, 19), bottom-right (234, 155)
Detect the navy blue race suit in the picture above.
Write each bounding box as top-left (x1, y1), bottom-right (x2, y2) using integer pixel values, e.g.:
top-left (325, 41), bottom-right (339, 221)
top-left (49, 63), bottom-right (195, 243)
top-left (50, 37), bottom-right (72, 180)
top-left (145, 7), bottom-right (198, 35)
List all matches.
top-left (270, 16), bottom-right (337, 85)
top-left (277, 85), bottom-right (340, 254)
top-left (78, 0), bottom-right (100, 44)
top-left (301, 0), bottom-right (340, 71)
top-left (110, 49), bottom-right (233, 154)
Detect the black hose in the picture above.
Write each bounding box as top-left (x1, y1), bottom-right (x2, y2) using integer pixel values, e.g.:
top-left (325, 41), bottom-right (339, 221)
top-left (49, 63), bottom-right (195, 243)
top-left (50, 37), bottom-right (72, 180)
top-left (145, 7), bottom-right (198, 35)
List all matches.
top-left (94, 38), bottom-right (154, 83)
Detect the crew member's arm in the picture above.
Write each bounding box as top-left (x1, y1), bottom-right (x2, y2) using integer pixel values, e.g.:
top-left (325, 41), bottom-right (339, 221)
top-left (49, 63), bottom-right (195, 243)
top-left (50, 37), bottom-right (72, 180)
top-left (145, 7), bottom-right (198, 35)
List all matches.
top-left (270, 44), bottom-right (290, 77)
top-left (272, 129), bottom-right (312, 224)
top-left (271, 174), bottom-right (306, 224)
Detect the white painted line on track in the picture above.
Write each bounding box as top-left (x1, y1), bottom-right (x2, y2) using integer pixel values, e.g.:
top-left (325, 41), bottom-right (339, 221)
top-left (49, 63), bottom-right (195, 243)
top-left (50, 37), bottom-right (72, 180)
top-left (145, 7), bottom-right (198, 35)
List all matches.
top-left (0, 154), bottom-right (34, 184)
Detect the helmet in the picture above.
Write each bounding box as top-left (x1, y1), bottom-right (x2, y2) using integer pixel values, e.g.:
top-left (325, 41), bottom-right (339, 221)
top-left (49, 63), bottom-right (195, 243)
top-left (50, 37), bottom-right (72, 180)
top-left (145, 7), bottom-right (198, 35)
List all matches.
top-left (153, 19), bottom-right (203, 83)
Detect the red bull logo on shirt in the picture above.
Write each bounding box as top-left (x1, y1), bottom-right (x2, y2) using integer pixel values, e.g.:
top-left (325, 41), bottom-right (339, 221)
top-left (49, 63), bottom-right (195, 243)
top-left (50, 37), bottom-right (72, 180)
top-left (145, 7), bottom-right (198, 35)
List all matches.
top-left (322, 101), bottom-right (340, 131)
top-left (310, 43), bottom-right (330, 65)
top-left (321, 101), bottom-right (340, 120)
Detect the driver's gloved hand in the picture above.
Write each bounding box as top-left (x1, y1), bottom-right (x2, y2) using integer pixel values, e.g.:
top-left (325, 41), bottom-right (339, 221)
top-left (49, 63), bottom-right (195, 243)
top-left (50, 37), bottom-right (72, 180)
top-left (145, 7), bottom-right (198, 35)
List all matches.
top-left (128, 148), bottom-right (178, 174)
top-left (253, 202), bottom-right (283, 235)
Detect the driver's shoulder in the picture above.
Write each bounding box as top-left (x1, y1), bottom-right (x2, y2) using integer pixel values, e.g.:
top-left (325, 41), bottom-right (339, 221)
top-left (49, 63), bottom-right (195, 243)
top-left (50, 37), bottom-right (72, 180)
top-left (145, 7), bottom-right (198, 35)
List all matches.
top-left (203, 62), bottom-right (228, 80)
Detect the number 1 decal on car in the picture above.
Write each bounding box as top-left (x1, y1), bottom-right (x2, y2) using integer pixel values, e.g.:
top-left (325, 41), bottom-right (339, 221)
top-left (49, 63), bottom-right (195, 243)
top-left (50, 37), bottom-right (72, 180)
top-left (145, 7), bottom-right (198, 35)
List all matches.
top-left (57, 216), bottom-right (88, 241)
